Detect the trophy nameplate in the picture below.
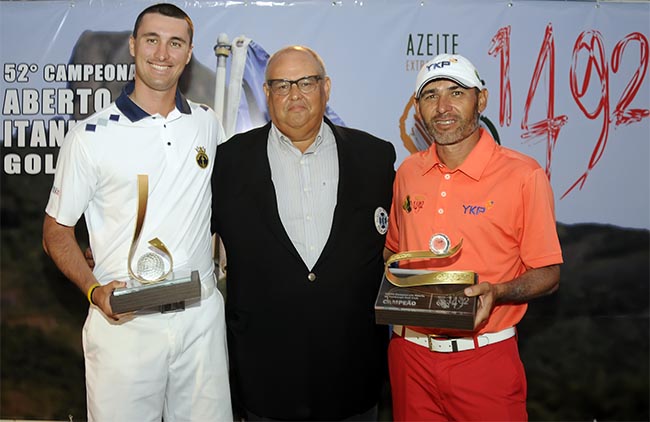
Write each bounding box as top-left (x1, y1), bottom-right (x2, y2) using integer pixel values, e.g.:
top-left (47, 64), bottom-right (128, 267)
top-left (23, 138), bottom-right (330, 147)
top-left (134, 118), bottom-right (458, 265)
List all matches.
top-left (374, 236), bottom-right (477, 330)
top-left (110, 270), bottom-right (201, 314)
top-left (108, 174), bottom-right (200, 314)
top-left (374, 269), bottom-right (477, 330)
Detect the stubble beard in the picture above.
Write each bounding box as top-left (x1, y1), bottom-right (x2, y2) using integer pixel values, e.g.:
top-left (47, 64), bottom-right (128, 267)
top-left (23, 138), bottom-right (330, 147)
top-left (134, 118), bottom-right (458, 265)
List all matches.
top-left (426, 107), bottom-right (481, 147)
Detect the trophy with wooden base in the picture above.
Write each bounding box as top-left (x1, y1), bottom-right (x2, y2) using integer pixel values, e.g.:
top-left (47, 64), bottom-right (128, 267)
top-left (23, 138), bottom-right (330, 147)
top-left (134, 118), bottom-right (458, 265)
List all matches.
top-left (375, 234), bottom-right (477, 331)
top-left (109, 175), bottom-right (201, 314)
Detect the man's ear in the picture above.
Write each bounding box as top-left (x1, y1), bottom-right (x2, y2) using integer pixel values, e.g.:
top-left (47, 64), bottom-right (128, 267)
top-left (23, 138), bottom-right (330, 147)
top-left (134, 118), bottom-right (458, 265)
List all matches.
top-left (185, 45), bottom-right (193, 65)
top-left (478, 88), bottom-right (488, 114)
top-left (322, 76), bottom-right (332, 103)
top-left (413, 95), bottom-right (421, 120)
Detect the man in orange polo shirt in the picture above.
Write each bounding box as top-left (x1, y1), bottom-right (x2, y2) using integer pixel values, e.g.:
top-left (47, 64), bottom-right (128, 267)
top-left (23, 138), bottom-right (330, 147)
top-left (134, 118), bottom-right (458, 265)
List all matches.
top-left (384, 53), bottom-right (563, 421)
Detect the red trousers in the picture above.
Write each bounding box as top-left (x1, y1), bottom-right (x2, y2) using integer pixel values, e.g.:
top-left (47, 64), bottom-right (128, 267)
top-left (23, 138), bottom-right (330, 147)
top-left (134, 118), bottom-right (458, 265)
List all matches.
top-left (388, 333), bottom-right (528, 421)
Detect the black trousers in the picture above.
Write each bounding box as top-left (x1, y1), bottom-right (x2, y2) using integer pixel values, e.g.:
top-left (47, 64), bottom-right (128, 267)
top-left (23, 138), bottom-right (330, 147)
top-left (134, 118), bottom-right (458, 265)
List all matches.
top-left (243, 404), bottom-right (379, 422)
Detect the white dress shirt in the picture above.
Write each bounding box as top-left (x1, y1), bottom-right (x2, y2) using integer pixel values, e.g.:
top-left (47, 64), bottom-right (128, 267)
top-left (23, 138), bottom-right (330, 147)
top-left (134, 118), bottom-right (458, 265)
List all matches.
top-left (268, 122), bottom-right (339, 269)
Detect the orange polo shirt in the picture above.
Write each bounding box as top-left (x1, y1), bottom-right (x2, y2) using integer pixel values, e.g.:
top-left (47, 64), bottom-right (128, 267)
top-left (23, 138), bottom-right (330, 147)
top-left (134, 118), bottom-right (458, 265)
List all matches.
top-left (386, 129), bottom-right (563, 336)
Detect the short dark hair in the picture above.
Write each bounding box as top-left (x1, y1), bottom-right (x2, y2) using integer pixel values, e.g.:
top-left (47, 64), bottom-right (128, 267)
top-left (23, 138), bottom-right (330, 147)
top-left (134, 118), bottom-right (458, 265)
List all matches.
top-left (133, 3), bottom-right (194, 44)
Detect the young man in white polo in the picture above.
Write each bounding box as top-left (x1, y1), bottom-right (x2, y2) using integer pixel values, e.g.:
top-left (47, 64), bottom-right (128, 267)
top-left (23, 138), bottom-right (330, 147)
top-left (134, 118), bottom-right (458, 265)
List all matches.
top-left (42, 4), bottom-right (232, 421)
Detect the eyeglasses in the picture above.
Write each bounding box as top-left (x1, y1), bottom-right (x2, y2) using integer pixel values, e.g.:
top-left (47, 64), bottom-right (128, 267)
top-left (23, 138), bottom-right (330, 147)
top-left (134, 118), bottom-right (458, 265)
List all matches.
top-left (266, 75), bottom-right (323, 96)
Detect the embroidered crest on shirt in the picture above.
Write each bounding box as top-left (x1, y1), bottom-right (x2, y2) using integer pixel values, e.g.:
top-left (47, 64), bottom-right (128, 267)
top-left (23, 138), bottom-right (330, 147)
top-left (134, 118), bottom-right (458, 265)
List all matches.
top-left (402, 194), bottom-right (425, 214)
top-left (374, 207), bottom-right (389, 235)
top-left (195, 146), bottom-right (209, 169)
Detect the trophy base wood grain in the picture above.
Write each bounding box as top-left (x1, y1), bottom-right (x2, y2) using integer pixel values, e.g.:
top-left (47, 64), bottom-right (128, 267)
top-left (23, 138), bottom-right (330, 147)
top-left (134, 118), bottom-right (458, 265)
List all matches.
top-left (374, 270), bottom-right (477, 331)
top-left (110, 270), bottom-right (201, 314)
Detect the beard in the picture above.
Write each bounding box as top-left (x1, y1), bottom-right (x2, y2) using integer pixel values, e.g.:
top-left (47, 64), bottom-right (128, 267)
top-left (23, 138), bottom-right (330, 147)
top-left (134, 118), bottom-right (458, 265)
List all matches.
top-left (424, 106), bottom-right (481, 146)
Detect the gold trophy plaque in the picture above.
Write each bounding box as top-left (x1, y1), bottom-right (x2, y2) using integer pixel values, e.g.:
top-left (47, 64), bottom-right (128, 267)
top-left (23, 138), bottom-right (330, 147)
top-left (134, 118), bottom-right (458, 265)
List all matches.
top-left (374, 236), bottom-right (477, 330)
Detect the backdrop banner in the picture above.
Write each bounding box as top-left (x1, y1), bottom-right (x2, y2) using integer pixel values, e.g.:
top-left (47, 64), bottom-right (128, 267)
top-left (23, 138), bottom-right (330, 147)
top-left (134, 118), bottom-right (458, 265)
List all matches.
top-left (1, 0), bottom-right (649, 229)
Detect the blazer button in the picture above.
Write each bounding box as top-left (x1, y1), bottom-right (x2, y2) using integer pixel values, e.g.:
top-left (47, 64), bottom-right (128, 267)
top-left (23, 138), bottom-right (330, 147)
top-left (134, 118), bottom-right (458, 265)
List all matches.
top-left (307, 272), bottom-right (316, 282)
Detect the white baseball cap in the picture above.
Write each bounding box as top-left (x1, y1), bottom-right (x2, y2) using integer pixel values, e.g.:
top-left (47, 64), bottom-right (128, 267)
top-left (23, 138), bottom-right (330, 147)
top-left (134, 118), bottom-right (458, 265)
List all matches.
top-left (415, 54), bottom-right (484, 98)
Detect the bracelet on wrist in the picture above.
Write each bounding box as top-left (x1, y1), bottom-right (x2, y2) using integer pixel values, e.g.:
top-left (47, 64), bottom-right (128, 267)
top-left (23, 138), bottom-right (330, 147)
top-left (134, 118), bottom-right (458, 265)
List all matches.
top-left (86, 282), bottom-right (101, 305)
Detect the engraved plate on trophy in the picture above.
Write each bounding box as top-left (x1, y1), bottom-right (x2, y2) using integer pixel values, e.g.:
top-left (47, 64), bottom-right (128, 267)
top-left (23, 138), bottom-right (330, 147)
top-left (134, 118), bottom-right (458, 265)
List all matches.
top-left (111, 270), bottom-right (201, 315)
top-left (109, 175), bottom-right (200, 314)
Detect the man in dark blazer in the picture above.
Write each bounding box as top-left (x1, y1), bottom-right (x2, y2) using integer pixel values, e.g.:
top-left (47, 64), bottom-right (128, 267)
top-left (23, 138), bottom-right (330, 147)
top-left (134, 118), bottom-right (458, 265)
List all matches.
top-left (212, 45), bottom-right (396, 420)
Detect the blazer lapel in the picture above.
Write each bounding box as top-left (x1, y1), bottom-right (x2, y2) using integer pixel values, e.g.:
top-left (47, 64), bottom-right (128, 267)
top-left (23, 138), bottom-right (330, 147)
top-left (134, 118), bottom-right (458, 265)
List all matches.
top-left (315, 119), bottom-right (356, 267)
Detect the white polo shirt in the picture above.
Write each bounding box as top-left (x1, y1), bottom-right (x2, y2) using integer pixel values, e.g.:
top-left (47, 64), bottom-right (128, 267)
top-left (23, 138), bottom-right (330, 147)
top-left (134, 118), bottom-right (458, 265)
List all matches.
top-left (46, 82), bottom-right (223, 285)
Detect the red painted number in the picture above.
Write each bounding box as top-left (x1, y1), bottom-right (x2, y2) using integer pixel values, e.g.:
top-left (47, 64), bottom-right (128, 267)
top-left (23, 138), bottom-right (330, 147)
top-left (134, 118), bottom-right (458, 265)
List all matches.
top-left (521, 23), bottom-right (568, 180)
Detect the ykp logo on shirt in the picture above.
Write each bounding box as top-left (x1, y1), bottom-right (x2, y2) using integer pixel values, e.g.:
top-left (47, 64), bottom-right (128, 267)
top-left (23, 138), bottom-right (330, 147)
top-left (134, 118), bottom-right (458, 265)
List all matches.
top-left (463, 200), bottom-right (495, 215)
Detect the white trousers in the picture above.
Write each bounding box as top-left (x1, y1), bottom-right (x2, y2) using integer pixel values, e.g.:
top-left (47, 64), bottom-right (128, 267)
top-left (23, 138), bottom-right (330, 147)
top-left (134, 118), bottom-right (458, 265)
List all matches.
top-left (82, 287), bottom-right (232, 422)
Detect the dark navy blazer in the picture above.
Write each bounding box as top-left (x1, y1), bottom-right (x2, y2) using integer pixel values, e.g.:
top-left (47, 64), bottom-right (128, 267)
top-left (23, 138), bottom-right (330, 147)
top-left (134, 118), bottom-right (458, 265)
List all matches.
top-left (212, 117), bottom-right (395, 420)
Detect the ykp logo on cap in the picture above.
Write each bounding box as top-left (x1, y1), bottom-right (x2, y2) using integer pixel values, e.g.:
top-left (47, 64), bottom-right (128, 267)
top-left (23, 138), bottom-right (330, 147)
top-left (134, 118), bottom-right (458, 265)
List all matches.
top-left (425, 58), bottom-right (457, 72)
